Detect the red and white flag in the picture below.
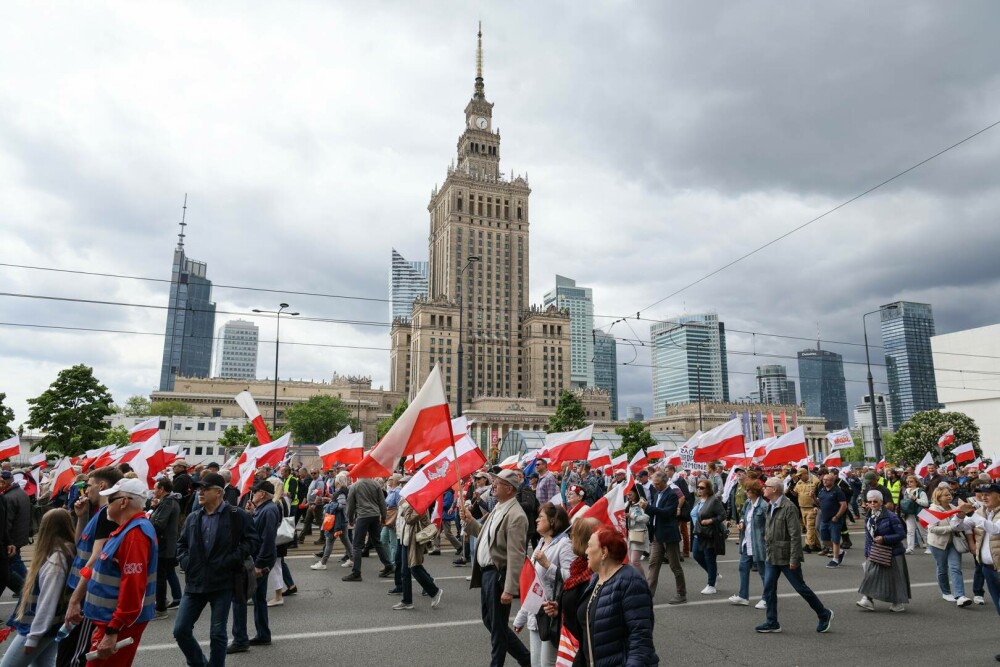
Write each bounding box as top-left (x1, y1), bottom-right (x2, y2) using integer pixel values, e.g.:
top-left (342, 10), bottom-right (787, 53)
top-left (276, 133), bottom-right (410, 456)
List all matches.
top-left (875, 458), bottom-right (886, 472)
top-left (130, 432), bottom-right (167, 489)
top-left (973, 457), bottom-right (985, 470)
top-left (610, 453), bottom-right (628, 472)
top-left (942, 459), bottom-right (956, 472)
top-left (747, 437), bottom-right (775, 463)
top-left (318, 427), bottom-right (364, 468)
top-left (29, 453), bottom-right (47, 469)
top-left (128, 417), bottom-right (160, 443)
top-left (953, 442), bottom-right (976, 464)
top-left (588, 448), bottom-right (612, 469)
top-left (404, 449), bottom-right (436, 474)
top-left (49, 457), bottom-right (77, 497)
top-left (578, 469), bottom-right (632, 534)
top-left (693, 418), bottom-right (745, 463)
top-left (760, 427), bottom-right (807, 468)
top-left (825, 429), bottom-right (854, 452)
top-left (937, 428), bottom-right (955, 450)
top-left (353, 365), bottom-right (453, 479)
top-left (554, 624), bottom-right (580, 667)
top-left (794, 456), bottom-right (814, 471)
top-left (646, 444), bottom-right (666, 461)
top-left (235, 391), bottom-right (272, 445)
top-left (986, 460), bottom-right (1000, 480)
top-left (914, 452), bottom-right (934, 479)
top-left (518, 557), bottom-right (546, 615)
top-left (918, 506), bottom-right (960, 528)
top-left (0, 435), bottom-right (20, 461)
top-left (628, 449), bottom-right (648, 474)
top-left (89, 446), bottom-right (117, 472)
top-left (498, 454), bottom-right (520, 470)
top-left (823, 451), bottom-right (842, 467)
top-left (400, 435), bottom-right (486, 514)
top-left (251, 433), bottom-right (291, 470)
top-left (664, 450), bottom-right (683, 467)
top-left (537, 425), bottom-right (594, 468)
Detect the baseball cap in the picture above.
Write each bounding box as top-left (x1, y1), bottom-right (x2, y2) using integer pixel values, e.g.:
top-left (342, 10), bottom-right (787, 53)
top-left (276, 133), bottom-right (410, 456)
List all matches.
top-left (251, 480), bottom-right (275, 494)
top-left (490, 469), bottom-right (520, 488)
top-left (862, 472), bottom-right (877, 483)
top-left (982, 483), bottom-right (1000, 494)
top-left (99, 478), bottom-right (149, 499)
top-left (0, 471), bottom-right (11, 480)
top-left (192, 472), bottom-right (226, 490)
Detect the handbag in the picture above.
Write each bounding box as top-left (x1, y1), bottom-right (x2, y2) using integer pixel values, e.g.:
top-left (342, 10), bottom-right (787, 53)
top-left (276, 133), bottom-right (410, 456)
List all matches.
top-left (628, 529), bottom-right (647, 544)
top-left (415, 522), bottom-right (439, 545)
top-left (383, 506), bottom-right (398, 528)
top-left (275, 516), bottom-right (296, 546)
top-left (868, 541), bottom-right (894, 567)
top-left (953, 533), bottom-right (970, 554)
top-left (321, 513), bottom-right (336, 532)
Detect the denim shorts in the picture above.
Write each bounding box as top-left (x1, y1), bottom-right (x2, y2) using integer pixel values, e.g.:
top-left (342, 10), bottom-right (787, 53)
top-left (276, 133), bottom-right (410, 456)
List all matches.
top-left (818, 519), bottom-right (843, 543)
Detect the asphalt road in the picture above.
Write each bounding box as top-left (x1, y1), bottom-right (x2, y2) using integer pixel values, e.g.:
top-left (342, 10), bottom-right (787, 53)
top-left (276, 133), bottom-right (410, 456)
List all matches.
top-left (6, 531), bottom-right (999, 666)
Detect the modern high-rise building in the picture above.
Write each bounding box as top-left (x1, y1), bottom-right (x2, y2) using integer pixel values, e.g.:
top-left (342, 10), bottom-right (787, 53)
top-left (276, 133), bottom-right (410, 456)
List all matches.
top-left (626, 406), bottom-right (645, 421)
top-left (650, 314), bottom-right (730, 417)
top-left (756, 364), bottom-right (797, 405)
top-left (796, 346), bottom-right (849, 430)
top-left (389, 249), bottom-right (429, 321)
top-left (213, 319), bottom-right (259, 380)
top-left (543, 275), bottom-right (594, 389)
top-left (159, 216), bottom-right (216, 391)
top-left (593, 330), bottom-right (618, 419)
top-left (881, 301), bottom-right (939, 429)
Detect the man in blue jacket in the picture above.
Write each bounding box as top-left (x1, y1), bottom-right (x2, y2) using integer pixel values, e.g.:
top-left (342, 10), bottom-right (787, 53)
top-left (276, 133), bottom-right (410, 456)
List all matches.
top-left (229, 480), bottom-right (279, 653)
top-left (174, 472), bottom-right (259, 666)
top-left (641, 471), bottom-right (687, 604)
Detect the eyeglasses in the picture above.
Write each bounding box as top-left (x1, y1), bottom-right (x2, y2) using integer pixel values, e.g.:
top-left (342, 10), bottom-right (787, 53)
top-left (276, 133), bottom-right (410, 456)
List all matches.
top-left (697, 486), bottom-right (709, 490)
top-left (107, 495), bottom-right (128, 504)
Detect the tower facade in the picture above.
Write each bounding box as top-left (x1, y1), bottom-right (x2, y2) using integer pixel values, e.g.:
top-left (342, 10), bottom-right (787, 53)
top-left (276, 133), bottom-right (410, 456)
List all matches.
top-left (650, 314), bottom-right (730, 417)
top-left (593, 330), bottom-right (618, 419)
top-left (389, 249), bottom-right (429, 321)
top-left (796, 346), bottom-right (849, 430)
top-left (880, 301), bottom-right (939, 429)
top-left (213, 319), bottom-right (259, 380)
top-left (543, 275), bottom-right (595, 389)
top-left (756, 364), bottom-right (796, 406)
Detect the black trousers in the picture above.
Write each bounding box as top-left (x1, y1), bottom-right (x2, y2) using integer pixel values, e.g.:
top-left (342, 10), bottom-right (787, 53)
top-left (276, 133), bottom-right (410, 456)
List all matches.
top-left (480, 567), bottom-right (530, 667)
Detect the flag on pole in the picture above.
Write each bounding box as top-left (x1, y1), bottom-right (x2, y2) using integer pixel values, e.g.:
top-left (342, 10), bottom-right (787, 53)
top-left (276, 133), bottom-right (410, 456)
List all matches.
top-left (498, 454), bottom-right (520, 470)
top-left (760, 427), bottom-right (807, 468)
top-left (693, 418), bottom-right (745, 463)
top-left (578, 468), bottom-right (633, 534)
top-left (317, 426), bottom-right (364, 468)
top-left (128, 417), bottom-right (160, 443)
top-left (914, 452), bottom-right (934, 479)
top-left (825, 429), bottom-right (854, 452)
top-left (49, 457), bottom-right (77, 497)
top-left (0, 435), bottom-right (20, 461)
top-left (952, 442), bottom-right (976, 464)
top-left (130, 432), bottom-right (167, 489)
top-left (875, 458), bottom-right (886, 472)
top-left (937, 428), bottom-right (955, 450)
top-left (767, 413), bottom-right (776, 438)
top-left (646, 444), bottom-right (666, 461)
top-left (942, 459), bottom-right (956, 472)
top-left (588, 448), bottom-right (612, 468)
top-left (235, 391), bottom-right (272, 445)
top-left (823, 451), bottom-right (842, 467)
top-left (518, 558), bottom-right (546, 615)
top-left (628, 450), bottom-right (648, 474)
top-left (986, 460), bottom-right (1000, 480)
top-left (610, 453), bottom-right (628, 472)
top-left (29, 453), bottom-right (47, 469)
top-left (918, 506), bottom-right (960, 528)
top-left (537, 425), bottom-right (594, 468)
top-left (399, 435), bottom-right (487, 514)
top-left (554, 624), bottom-right (580, 667)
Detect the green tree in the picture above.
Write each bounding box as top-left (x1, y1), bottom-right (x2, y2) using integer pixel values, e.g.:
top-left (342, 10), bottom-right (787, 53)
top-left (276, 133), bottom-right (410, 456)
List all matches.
top-left (120, 395), bottom-right (151, 417)
top-left (377, 399), bottom-right (408, 440)
top-left (838, 432), bottom-right (866, 465)
top-left (26, 364), bottom-right (115, 457)
top-left (0, 392), bottom-right (14, 441)
top-left (548, 391), bottom-right (587, 433)
top-left (886, 410), bottom-right (980, 466)
top-left (613, 420), bottom-right (656, 458)
top-left (217, 422), bottom-right (259, 451)
top-left (284, 395), bottom-right (353, 443)
top-left (149, 400), bottom-right (195, 417)
top-left (98, 425), bottom-right (131, 448)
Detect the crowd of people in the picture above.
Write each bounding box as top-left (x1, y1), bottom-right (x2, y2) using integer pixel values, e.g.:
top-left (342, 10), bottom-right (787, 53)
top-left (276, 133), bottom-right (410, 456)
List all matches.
top-left (0, 452), bottom-right (999, 665)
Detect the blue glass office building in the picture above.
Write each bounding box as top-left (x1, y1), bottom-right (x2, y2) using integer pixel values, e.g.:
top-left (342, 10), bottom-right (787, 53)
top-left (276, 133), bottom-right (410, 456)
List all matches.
top-left (880, 301), bottom-right (939, 429)
top-left (797, 347), bottom-right (849, 430)
top-left (593, 330), bottom-right (618, 420)
top-left (159, 240), bottom-right (217, 391)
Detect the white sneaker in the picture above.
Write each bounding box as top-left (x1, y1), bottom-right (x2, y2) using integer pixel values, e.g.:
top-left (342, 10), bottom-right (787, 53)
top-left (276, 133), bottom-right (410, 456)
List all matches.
top-left (728, 595), bottom-right (749, 606)
top-left (923, 548), bottom-right (931, 555)
top-left (310, 562), bottom-right (327, 570)
top-left (755, 599), bottom-right (767, 610)
top-left (856, 596), bottom-right (874, 611)
top-left (700, 585), bottom-right (717, 595)
top-left (942, 594), bottom-right (957, 602)
top-left (341, 560), bottom-right (353, 568)
top-left (956, 596), bottom-right (973, 607)
top-left (974, 595), bottom-right (986, 605)
top-left (889, 604), bottom-right (905, 613)
top-left (904, 548), bottom-right (913, 555)
top-left (431, 589), bottom-right (444, 609)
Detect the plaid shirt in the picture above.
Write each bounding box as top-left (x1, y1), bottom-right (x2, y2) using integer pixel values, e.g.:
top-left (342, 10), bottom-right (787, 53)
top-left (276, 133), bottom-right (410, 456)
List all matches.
top-left (536, 472), bottom-right (558, 505)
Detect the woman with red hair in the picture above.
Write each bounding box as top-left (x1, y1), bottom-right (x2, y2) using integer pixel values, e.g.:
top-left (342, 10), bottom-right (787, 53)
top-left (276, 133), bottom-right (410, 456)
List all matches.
top-left (575, 526), bottom-right (659, 666)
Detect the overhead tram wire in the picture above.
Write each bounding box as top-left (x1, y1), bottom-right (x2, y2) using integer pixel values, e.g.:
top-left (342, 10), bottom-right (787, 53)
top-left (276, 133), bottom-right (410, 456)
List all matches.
top-left (632, 117), bottom-right (1000, 319)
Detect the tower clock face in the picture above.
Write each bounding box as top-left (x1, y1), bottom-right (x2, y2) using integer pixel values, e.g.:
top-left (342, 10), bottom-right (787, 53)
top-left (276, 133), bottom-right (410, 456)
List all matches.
top-left (476, 117), bottom-right (488, 129)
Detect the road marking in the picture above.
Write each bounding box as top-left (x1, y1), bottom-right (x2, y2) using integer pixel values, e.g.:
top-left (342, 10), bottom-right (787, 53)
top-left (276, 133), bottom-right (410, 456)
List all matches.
top-left (138, 579), bottom-right (974, 652)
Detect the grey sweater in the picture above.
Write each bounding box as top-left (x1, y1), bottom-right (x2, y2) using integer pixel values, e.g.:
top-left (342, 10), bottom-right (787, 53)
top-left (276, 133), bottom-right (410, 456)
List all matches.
top-left (346, 478), bottom-right (386, 522)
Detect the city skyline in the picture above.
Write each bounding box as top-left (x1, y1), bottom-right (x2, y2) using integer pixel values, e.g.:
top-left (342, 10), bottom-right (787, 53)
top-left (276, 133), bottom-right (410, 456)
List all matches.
top-left (2, 4), bottom-right (1000, 433)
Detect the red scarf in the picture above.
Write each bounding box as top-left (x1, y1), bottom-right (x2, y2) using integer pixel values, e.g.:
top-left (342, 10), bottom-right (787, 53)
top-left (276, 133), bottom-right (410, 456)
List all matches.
top-left (563, 556), bottom-right (592, 591)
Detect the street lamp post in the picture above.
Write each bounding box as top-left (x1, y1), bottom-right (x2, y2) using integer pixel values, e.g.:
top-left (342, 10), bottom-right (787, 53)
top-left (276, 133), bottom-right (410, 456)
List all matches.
top-left (456, 256), bottom-right (481, 416)
top-left (696, 362), bottom-right (703, 432)
top-left (862, 309), bottom-right (883, 462)
top-left (253, 303), bottom-right (299, 432)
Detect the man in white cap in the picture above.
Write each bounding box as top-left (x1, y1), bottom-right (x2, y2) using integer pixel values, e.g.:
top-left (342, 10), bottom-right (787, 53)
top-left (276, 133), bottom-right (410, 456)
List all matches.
top-left (462, 469), bottom-right (530, 667)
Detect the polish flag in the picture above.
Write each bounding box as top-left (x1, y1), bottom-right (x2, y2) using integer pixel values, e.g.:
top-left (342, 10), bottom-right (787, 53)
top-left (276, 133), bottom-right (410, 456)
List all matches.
top-left (90, 446), bottom-right (118, 471)
top-left (588, 448), bottom-right (612, 469)
top-left (537, 425), bottom-right (594, 468)
top-left (875, 458), bottom-right (886, 472)
top-left (404, 450), bottom-right (435, 474)
top-left (937, 429), bottom-right (955, 450)
top-left (352, 365), bottom-right (453, 479)
top-left (450, 416), bottom-right (471, 443)
top-left (918, 506), bottom-right (961, 528)
top-left (235, 391), bottom-right (272, 445)
top-left (130, 432), bottom-right (167, 488)
top-left (823, 451), bottom-right (842, 467)
top-left (761, 427), bottom-right (808, 468)
top-left (251, 433), bottom-right (291, 470)
top-left (914, 452), bottom-right (934, 479)
top-left (578, 469), bottom-right (632, 534)
top-left (498, 454), bottom-right (520, 470)
top-left (646, 444), bottom-right (666, 461)
top-left (162, 446), bottom-right (180, 468)
top-left (693, 418), bottom-right (745, 463)
top-left (610, 453), bottom-right (628, 472)
top-left (973, 457), bottom-right (985, 470)
top-left (49, 457), bottom-right (77, 497)
top-left (555, 625), bottom-right (580, 667)
top-left (794, 456), bottom-right (815, 471)
top-left (0, 435), bottom-right (20, 461)
top-left (128, 417), bottom-right (160, 443)
top-left (953, 442), bottom-right (976, 464)
top-left (942, 459), bottom-right (956, 472)
top-left (112, 445), bottom-right (141, 466)
top-left (825, 429), bottom-right (854, 452)
top-left (400, 435), bottom-right (486, 514)
top-left (629, 450), bottom-right (648, 474)
top-left (664, 450), bottom-right (683, 467)
top-left (79, 446), bottom-right (108, 473)
top-left (518, 556), bottom-right (546, 614)
top-left (29, 453), bottom-right (47, 469)
top-left (986, 460), bottom-right (1000, 480)
top-left (748, 437), bottom-right (776, 463)
top-left (318, 427), bottom-right (364, 468)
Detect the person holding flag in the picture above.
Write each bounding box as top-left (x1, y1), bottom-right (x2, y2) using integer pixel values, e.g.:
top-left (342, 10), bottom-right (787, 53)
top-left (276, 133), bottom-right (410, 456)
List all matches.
top-left (391, 497), bottom-right (443, 611)
top-left (925, 486), bottom-right (972, 607)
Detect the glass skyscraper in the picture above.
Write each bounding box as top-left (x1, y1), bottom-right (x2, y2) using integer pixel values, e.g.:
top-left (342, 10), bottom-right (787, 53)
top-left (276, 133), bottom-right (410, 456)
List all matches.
top-left (650, 314), bottom-right (730, 417)
top-left (880, 301), bottom-right (939, 429)
top-left (796, 346), bottom-right (849, 430)
top-left (159, 232), bottom-right (216, 391)
top-left (389, 249), bottom-right (429, 321)
top-left (543, 275), bottom-right (595, 389)
top-left (756, 364), bottom-right (797, 405)
top-left (593, 330), bottom-right (618, 419)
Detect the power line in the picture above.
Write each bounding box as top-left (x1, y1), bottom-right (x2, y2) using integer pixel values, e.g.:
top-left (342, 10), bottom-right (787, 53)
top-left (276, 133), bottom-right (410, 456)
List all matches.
top-left (636, 117), bottom-right (1000, 316)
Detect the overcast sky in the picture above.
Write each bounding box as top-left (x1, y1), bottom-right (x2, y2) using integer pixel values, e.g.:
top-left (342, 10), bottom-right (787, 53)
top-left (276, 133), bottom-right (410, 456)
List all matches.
top-left (2, 1), bottom-right (1000, 442)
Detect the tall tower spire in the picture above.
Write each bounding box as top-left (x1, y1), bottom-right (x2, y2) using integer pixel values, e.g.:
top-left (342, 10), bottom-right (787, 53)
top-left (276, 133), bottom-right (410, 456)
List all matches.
top-left (474, 22), bottom-right (485, 100)
top-left (176, 193), bottom-right (188, 250)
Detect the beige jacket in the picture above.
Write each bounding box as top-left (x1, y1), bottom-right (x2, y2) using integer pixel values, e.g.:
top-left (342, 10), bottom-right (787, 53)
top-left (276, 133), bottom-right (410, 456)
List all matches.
top-left (467, 497), bottom-right (528, 597)
top-left (396, 499), bottom-right (431, 568)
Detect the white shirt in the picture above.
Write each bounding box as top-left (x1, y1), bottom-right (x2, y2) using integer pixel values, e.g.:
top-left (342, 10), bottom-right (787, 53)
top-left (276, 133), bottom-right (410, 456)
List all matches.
top-left (963, 508), bottom-right (1000, 566)
top-left (742, 497), bottom-right (761, 556)
top-left (476, 497), bottom-right (517, 568)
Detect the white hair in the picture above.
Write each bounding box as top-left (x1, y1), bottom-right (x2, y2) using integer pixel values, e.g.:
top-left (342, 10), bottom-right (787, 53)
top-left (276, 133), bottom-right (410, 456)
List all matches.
top-left (866, 490), bottom-right (883, 502)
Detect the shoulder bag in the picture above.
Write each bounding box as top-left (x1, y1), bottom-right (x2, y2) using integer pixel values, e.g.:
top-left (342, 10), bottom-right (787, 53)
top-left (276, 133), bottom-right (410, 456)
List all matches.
top-left (275, 500), bottom-right (296, 546)
top-left (952, 532), bottom-right (970, 554)
top-left (868, 541), bottom-right (894, 567)
top-left (535, 544), bottom-right (563, 644)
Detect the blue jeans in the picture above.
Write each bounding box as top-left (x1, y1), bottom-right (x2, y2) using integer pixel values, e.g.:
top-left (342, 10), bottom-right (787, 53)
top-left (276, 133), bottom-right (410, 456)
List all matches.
top-left (692, 536), bottom-right (717, 586)
top-left (738, 547), bottom-right (765, 600)
top-left (7, 547), bottom-right (26, 595)
top-left (174, 588), bottom-right (233, 667)
top-left (929, 544), bottom-right (965, 597)
top-left (983, 565), bottom-right (1000, 616)
top-left (281, 559), bottom-right (295, 589)
top-left (0, 629), bottom-right (58, 667)
top-left (231, 569), bottom-right (270, 644)
top-left (763, 562), bottom-right (826, 626)
top-left (381, 526), bottom-right (397, 564)
top-left (400, 545), bottom-right (439, 605)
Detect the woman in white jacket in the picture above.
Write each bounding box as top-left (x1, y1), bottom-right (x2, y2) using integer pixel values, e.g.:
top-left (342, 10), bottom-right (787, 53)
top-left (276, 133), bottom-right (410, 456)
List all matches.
top-left (900, 475), bottom-right (929, 554)
top-left (513, 502), bottom-right (574, 667)
top-left (926, 486), bottom-right (972, 607)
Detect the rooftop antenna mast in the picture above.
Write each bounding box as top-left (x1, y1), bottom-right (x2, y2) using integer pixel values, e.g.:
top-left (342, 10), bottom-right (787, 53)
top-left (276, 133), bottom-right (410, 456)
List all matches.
top-left (177, 193), bottom-right (188, 250)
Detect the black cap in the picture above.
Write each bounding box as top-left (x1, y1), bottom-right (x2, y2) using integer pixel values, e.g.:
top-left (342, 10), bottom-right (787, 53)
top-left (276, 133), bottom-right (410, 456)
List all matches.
top-left (946, 477), bottom-right (960, 484)
top-left (205, 461), bottom-right (221, 471)
top-left (252, 480), bottom-right (275, 494)
top-left (983, 483), bottom-right (1000, 494)
top-left (192, 472), bottom-right (226, 490)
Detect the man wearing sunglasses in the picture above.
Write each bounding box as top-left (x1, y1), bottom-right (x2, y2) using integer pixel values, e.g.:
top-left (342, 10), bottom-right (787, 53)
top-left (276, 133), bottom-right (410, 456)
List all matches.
top-left (80, 478), bottom-right (159, 665)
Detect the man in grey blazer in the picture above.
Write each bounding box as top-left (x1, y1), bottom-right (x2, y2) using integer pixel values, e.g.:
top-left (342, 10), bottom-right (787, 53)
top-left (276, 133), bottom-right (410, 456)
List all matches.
top-left (463, 469), bottom-right (530, 667)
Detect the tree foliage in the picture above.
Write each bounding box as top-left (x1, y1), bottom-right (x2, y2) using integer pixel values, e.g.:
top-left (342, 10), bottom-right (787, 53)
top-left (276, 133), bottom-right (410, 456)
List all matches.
top-left (284, 395), bottom-right (353, 444)
top-left (548, 391), bottom-right (587, 434)
top-left (99, 425), bottom-right (131, 449)
top-left (120, 395), bottom-right (151, 417)
top-left (885, 410), bottom-right (980, 466)
top-left (377, 399), bottom-right (408, 440)
top-left (217, 423), bottom-right (258, 451)
top-left (613, 420), bottom-right (656, 458)
top-left (0, 392), bottom-right (14, 441)
top-left (149, 400), bottom-right (195, 417)
top-left (26, 364), bottom-right (114, 457)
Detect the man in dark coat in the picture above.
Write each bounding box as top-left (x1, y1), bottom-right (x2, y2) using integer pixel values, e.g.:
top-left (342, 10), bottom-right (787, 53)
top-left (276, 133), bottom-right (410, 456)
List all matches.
top-left (641, 470), bottom-right (687, 604)
top-left (1, 471), bottom-right (32, 595)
